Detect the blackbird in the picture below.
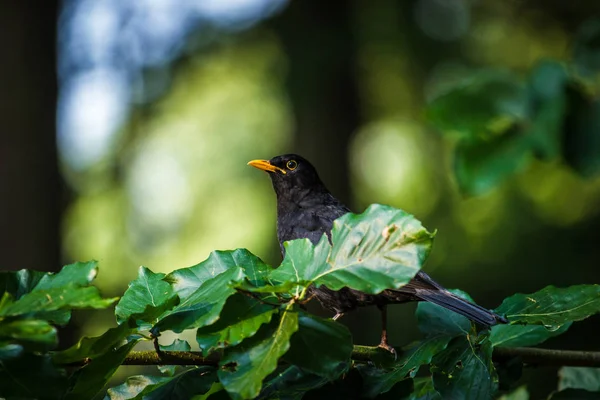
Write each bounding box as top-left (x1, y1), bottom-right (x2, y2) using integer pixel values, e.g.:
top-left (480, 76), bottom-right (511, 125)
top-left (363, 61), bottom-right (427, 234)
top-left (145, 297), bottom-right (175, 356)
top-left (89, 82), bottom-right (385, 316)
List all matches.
top-left (248, 153), bottom-right (506, 351)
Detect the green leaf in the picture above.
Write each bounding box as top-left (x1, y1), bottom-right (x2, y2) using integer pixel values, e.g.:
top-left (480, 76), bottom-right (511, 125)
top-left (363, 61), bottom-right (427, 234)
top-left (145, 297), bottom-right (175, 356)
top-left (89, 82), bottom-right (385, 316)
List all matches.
top-left (411, 377), bottom-right (442, 400)
top-left (454, 125), bottom-right (533, 195)
top-left (0, 319), bottom-right (57, 352)
top-left (106, 367), bottom-right (217, 400)
top-left (495, 285), bottom-right (600, 328)
top-left (563, 85), bottom-right (600, 177)
top-left (283, 312), bottom-right (352, 379)
top-left (526, 60), bottom-right (568, 159)
top-left (359, 336), bottom-right (451, 398)
top-left (573, 18), bottom-right (600, 77)
top-left (427, 70), bottom-right (528, 139)
top-left (490, 322), bottom-right (571, 348)
top-left (0, 353), bottom-right (69, 398)
top-left (416, 289), bottom-right (474, 337)
top-left (0, 269), bottom-right (46, 299)
top-left (431, 335), bottom-right (497, 400)
top-left (158, 339), bottom-right (191, 376)
top-left (115, 266), bottom-right (178, 327)
top-left (35, 260), bottom-right (99, 290)
top-left (549, 388), bottom-right (600, 399)
top-left (0, 342), bottom-right (23, 360)
top-left (559, 367), bottom-right (600, 392)
top-left (497, 385), bottom-right (529, 400)
top-left (218, 308), bottom-right (299, 400)
top-left (65, 339), bottom-right (140, 400)
top-left (258, 366), bottom-right (328, 400)
top-left (52, 323), bottom-right (132, 364)
top-left (0, 285), bottom-right (118, 317)
top-left (153, 267), bottom-right (245, 334)
top-left (166, 250), bottom-right (267, 300)
top-left (196, 294), bottom-right (277, 356)
top-left (271, 204), bottom-right (434, 295)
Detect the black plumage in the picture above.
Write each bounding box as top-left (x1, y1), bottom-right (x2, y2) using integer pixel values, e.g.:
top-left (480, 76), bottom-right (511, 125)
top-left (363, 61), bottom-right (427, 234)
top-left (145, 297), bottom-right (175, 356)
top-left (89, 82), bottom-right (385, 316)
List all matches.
top-left (248, 154), bottom-right (506, 351)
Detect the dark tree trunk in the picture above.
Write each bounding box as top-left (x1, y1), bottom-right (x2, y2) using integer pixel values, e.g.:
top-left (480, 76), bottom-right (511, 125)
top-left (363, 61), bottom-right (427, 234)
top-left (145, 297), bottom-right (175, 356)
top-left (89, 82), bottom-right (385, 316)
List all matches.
top-left (0, 1), bottom-right (61, 272)
top-left (269, 1), bottom-right (361, 206)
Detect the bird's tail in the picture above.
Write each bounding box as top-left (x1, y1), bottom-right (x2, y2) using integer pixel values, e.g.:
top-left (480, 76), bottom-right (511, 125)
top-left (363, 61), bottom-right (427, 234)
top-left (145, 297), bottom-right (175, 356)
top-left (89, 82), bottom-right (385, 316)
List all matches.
top-left (414, 289), bottom-right (507, 326)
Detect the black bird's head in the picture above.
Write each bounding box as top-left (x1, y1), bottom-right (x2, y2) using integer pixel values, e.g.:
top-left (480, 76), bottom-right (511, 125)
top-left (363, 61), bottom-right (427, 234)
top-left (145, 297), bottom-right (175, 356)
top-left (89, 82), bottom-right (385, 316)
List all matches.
top-left (247, 154), bottom-right (328, 204)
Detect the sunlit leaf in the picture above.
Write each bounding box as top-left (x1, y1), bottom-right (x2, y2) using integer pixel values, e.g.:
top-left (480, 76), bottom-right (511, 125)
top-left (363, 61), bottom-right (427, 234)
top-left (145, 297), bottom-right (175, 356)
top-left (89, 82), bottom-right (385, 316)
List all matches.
top-left (427, 70), bottom-right (528, 139)
top-left (495, 285), bottom-right (600, 328)
top-left (106, 367), bottom-right (217, 400)
top-left (432, 335), bottom-right (497, 400)
top-left (0, 319), bottom-right (57, 352)
top-left (65, 339), bottom-right (140, 400)
top-left (166, 250), bottom-right (268, 300)
top-left (52, 323), bottom-right (132, 364)
top-left (196, 294), bottom-right (277, 356)
top-left (158, 339), bottom-right (191, 376)
top-left (559, 367), bottom-right (600, 392)
top-left (115, 266), bottom-right (177, 326)
top-left (218, 309), bottom-right (299, 400)
top-left (153, 267), bottom-right (245, 334)
top-left (359, 336), bottom-right (450, 398)
top-left (271, 204), bottom-right (434, 295)
top-left (35, 260), bottom-right (99, 290)
top-left (284, 312), bottom-right (352, 379)
top-left (490, 322), bottom-right (571, 348)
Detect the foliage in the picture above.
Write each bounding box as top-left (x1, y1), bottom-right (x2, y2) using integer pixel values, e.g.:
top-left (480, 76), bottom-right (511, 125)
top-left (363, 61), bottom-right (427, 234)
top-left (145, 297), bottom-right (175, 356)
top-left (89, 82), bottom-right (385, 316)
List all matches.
top-left (426, 18), bottom-right (600, 195)
top-left (2, 205), bottom-right (600, 399)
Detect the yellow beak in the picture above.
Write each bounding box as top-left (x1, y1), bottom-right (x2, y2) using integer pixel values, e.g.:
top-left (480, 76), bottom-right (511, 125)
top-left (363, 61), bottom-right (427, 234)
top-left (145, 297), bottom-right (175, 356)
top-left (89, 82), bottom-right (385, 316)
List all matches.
top-left (247, 159), bottom-right (287, 174)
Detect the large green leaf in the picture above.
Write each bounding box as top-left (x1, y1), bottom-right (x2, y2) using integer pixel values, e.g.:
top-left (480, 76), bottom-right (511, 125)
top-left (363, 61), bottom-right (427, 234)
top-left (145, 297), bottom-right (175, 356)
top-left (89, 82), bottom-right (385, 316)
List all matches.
top-left (153, 267), bottom-right (245, 334)
top-left (0, 353), bottom-right (69, 398)
top-left (283, 312), bottom-right (352, 379)
top-left (158, 339), bottom-right (191, 376)
top-left (490, 322), bottom-right (571, 348)
top-left (35, 260), bottom-right (99, 290)
top-left (65, 339), bottom-right (140, 400)
top-left (495, 285), bottom-right (600, 328)
top-left (563, 86), bottom-right (600, 177)
top-left (218, 308), bottom-right (299, 400)
top-left (431, 335), bottom-right (497, 400)
top-left (359, 336), bottom-right (451, 398)
top-left (572, 18), bottom-right (600, 77)
top-left (258, 366), bottom-right (328, 400)
top-left (0, 319), bottom-right (57, 352)
top-left (115, 266), bottom-right (178, 326)
top-left (271, 204), bottom-right (434, 295)
top-left (0, 285), bottom-right (118, 317)
top-left (416, 289), bottom-right (473, 337)
top-left (52, 323), bottom-right (132, 364)
top-left (106, 367), bottom-right (217, 400)
top-left (559, 367), bottom-right (600, 392)
top-left (196, 294), bottom-right (277, 356)
top-left (166, 250), bottom-right (269, 300)
top-left (0, 269), bottom-right (46, 299)
top-left (497, 385), bottom-right (529, 400)
top-left (427, 70), bottom-right (528, 139)
top-left (411, 377), bottom-right (442, 400)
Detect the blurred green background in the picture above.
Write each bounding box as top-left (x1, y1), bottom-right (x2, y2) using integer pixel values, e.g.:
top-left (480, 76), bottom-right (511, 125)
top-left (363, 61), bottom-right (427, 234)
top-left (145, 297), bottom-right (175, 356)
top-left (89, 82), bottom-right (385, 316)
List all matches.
top-left (2, 0), bottom-right (600, 397)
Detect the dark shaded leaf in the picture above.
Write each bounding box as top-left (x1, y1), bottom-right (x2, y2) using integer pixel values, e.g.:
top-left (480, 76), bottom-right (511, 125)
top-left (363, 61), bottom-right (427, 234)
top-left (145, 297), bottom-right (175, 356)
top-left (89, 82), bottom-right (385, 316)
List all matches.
top-left (284, 312), bottom-right (352, 379)
top-left (432, 335), bottom-right (497, 400)
top-left (497, 385), bottom-right (528, 400)
top-left (196, 294), bottom-right (277, 356)
top-left (495, 285), bottom-right (600, 328)
top-left (490, 322), bottom-right (571, 348)
top-left (427, 70), bottom-right (528, 139)
top-left (65, 339), bottom-right (140, 400)
top-left (258, 366), bottom-right (328, 400)
top-left (563, 85), bottom-right (600, 177)
top-left (158, 339), bottom-right (191, 376)
top-left (549, 388), bottom-right (600, 399)
top-left (0, 353), bottom-right (69, 399)
top-left (559, 367), bottom-right (600, 392)
top-left (115, 266), bottom-right (178, 327)
top-left (218, 309), bottom-right (299, 400)
top-left (411, 377), bottom-right (442, 400)
top-left (53, 323), bottom-right (132, 364)
top-left (0, 319), bottom-right (57, 352)
top-left (153, 267), bottom-right (245, 334)
top-left (0, 269), bottom-right (46, 299)
top-left (271, 204), bottom-right (434, 295)
top-left (359, 336), bottom-right (450, 398)
top-left (416, 289), bottom-right (474, 337)
top-left (573, 18), bottom-right (600, 77)
top-left (106, 367), bottom-right (217, 400)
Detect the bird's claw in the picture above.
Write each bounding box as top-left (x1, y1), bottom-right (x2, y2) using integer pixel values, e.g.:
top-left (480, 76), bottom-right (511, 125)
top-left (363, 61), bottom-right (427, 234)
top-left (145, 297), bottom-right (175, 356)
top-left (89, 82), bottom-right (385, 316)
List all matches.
top-left (378, 341), bottom-right (398, 360)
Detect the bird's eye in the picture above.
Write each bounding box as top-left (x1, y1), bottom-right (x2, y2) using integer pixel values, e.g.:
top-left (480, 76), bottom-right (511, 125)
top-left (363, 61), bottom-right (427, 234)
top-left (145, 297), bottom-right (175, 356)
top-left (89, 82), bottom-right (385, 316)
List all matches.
top-left (286, 160), bottom-right (298, 170)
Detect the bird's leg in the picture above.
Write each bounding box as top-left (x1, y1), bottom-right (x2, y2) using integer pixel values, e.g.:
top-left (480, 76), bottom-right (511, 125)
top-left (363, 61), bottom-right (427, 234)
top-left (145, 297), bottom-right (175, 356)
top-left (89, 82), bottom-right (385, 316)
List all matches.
top-left (377, 305), bottom-right (397, 358)
top-left (332, 312), bottom-right (344, 321)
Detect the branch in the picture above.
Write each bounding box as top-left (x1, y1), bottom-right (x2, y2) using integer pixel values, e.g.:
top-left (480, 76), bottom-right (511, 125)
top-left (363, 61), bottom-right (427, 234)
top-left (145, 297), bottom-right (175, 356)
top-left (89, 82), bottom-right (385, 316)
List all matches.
top-left (63, 346), bottom-right (600, 367)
